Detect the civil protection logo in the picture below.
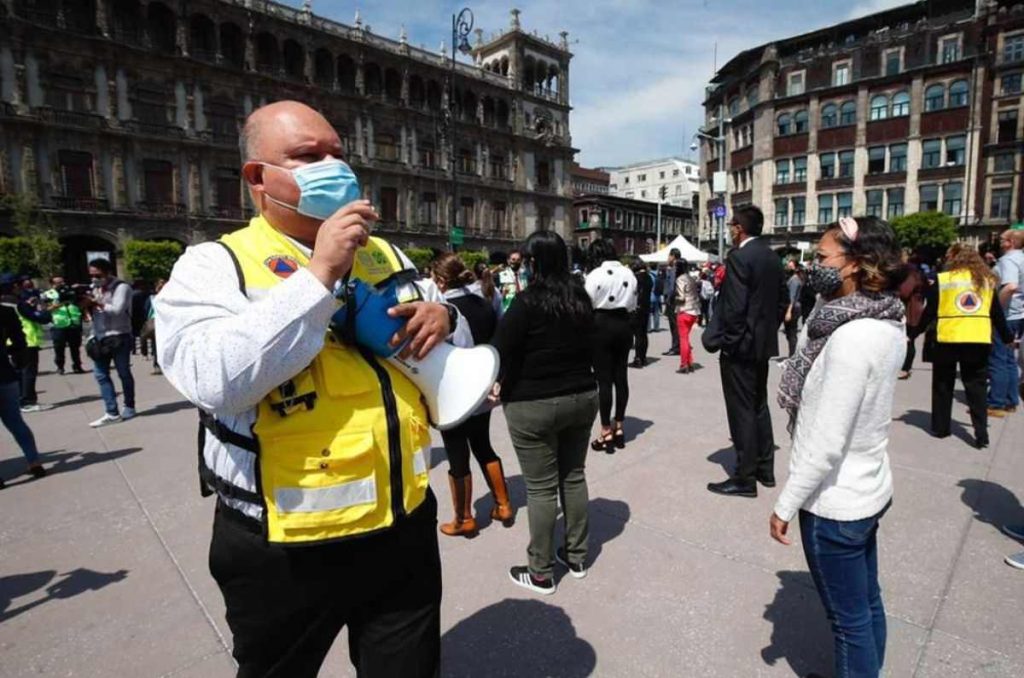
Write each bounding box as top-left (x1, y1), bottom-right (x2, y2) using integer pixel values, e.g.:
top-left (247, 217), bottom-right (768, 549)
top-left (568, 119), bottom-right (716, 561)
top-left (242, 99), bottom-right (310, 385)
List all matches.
top-left (265, 255), bottom-right (300, 278)
top-left (954, 290), bottom-right (982, 314)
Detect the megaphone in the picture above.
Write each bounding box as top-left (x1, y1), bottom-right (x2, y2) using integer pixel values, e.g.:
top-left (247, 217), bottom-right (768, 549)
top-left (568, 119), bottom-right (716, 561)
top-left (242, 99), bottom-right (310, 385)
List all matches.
top-left (331, 275), bottom-right (500, 431)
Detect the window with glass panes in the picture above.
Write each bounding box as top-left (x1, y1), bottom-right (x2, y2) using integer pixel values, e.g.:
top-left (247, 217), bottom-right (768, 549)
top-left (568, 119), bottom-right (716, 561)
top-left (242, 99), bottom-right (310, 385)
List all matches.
top-left (794, 110), bottom-right (809, 134)
top-left (793, 157), bottom-right (807, 182)
top-left (821, 104), bottom-right (837, 128)
top-left (818, 195), bottom-right (834, 224)
top-left (776, 159), bottom-right (790, 184)
top-left (870, 95), bottom-right (889, 121)
top-left (834, 63), bottom-right (850, 86)
top-left (820, 153), bottom-right (836, 179)
top-left (942, 182), bottom-right (963, 216)
top-left (999, 110), bottom-right (1019, 143)
top-left (920, 184), bottom-right (939, 211)
top-left (884, 49), bottom-right (901, 75)
top-left (791, 197), bottom-right (806, 225)
top-left (866, 190), bottom-right (884, 217)
top-left (922, 139), bottom-right (942, 168)
top-left (839, 150), bottom-right (855, 177)
top-left (889, 143), bottom-right (907, 172)
top-left (887, 188), bottom-right (905, 218)
top-left (991, 188), bottom-right (1012, 218)
top-left (995, 152), bottom-right (1016, 172)
top-left (837, 192), bottom-right (853, 218)
top-left (891, 91), bottom-right (910, 117)
top-left (1002, 73), bottom-right (1022, 94)
top-left (774, 198), bottom-right (789, 227)
top-left (788, 72), bottom-right (805, 96)
top-left (777, 113), bottom-right (791, 136)
top-left (840, 101), bottom-right (856, 125)
top-left (868, 147), bottom-right (886, 174)
top-left (939, 36), bottom-right (960, 64)
top-left (949, 80), bottom-right (969, 107)
top-left (925, 84), bottom-right (945, 111)
top-left (1004, 34), bottom-right (1024, 64)
top-left (946, 135), bottom-right (966, 166)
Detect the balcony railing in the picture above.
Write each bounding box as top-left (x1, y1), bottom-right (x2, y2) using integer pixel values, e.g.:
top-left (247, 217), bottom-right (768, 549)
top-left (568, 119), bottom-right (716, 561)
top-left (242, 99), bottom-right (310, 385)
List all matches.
top-left (50, 196), bottom-right (110, 212)
top-left (111, 26), bottom-right (144, 47)
top-left (211, 206), bottom-right (244, 219)
top-left (34, 107), bottom-right (107, 129)
top-left (137, 201), bottom-right (187, 216)
top-left (125, 119), bottom-right (185, 138)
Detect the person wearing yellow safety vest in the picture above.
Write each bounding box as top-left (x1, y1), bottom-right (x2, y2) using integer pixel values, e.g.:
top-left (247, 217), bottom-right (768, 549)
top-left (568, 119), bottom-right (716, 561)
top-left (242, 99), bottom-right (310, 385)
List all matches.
top-left (42, 276), bottom-right (86, 375)
top-left (10, 277), bottom-right (52, 413)
top-left (154, 101), bottom-right (470, 678)
top-left (916, 243), bottom-right (1014, 449)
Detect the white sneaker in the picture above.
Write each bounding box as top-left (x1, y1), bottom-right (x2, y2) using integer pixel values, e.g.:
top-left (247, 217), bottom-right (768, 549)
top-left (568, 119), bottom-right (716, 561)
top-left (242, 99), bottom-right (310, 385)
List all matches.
top-left (20, 403), bottom-right (54, 413)
top-left (89, 413), bottom-right (122, 428)
top-left (121, 407), bottom-right (137, 420)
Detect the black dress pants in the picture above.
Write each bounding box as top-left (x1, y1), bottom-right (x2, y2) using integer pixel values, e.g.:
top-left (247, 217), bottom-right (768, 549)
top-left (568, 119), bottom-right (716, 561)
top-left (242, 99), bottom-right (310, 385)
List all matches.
top-left (720, 356), bottom-right (775, 483)
top-left (666, 305), bottom-right (680, 351)
top-left (209, 492), bottom-right (442, 678)
top-left (592, 310), bottom-right (633, 426)
top-left (783, 316), bottom-right (800, 357)
top-left (440, 410), bottom-right (499, 478)
top-left (19, 347), bottom-right (39, 406)
top-left (931, 343), bottom-right (989, 442)
top-left (631, 310), bottom-right (649, 364)
top-left (51, 327), bottom-right (83, 371)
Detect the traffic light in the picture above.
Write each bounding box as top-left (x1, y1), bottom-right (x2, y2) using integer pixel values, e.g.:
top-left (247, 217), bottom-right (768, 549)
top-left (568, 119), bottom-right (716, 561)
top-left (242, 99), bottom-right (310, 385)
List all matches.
top-left (659, 185), bottom-right (667, 201)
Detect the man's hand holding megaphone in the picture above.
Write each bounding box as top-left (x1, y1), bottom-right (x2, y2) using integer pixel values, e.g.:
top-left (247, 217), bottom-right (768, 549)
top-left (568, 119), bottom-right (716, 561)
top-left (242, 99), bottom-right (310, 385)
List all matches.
top-left (308, 199), bottom-right (451, 360)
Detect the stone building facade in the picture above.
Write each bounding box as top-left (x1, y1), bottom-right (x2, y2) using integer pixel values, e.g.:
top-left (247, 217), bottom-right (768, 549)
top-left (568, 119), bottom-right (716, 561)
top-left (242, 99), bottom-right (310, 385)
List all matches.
top-left (0, 0), bottom-right (574, 279)
top-left (573, 193), bottom-right (696, 256)
top-left (699, 0), bottom-right (1024, 247)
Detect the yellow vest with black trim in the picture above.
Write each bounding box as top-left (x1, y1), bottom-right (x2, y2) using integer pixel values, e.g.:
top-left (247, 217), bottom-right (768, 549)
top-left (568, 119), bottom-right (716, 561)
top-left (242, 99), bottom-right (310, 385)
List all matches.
top-left (17, 311), bottom-right (44, 348)
top-left (211, 215), bottom-right (432, 545)
top-left (937, 270), bottom-right (993, 344)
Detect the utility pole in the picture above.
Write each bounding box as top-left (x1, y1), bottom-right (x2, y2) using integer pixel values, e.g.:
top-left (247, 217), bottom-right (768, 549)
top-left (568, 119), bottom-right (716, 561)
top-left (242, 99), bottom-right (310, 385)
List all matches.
top-left (716, 102), bottom-right (726, 260)
top-left (657, 184), bottom-right (667, 249)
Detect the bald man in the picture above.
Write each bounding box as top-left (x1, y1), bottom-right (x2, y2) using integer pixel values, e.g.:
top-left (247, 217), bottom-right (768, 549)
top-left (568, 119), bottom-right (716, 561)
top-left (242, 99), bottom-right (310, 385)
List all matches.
top-left (155, 101), bottom-right (465, 677)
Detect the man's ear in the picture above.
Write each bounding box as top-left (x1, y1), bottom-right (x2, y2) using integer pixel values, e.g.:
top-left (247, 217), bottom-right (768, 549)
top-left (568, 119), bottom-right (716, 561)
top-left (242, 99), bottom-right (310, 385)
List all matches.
top-left (241, 161), bottom-right (264, 190)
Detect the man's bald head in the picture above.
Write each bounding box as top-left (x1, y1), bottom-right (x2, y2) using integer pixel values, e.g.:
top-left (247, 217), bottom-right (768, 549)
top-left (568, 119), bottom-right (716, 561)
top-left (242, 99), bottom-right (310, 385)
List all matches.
top-left (240, 100), bottom-right (340, 163)
top-left (1001, 229), bottom-right (1024, 251)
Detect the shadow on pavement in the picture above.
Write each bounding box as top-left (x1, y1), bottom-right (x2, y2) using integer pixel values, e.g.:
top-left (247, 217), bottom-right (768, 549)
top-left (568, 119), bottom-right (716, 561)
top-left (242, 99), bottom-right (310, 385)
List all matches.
top-left (957, 479), bottom-right (1024, 531)
top-left (0, 447), bottom-right (143, 484)
top-left (707, 446), bottom-right (735, 475)
top-left (50, 393), bottom-right (102, 408)
top-left (621, 416), bottom-right (653, 444)
top-left (0, 568), bottom-right (129, 623)
top-left (894, 409), bottom-right (973, 445)
top-left (441, 598), bottom-right (596, 678)
top-left (138, 400), bottom-right (194, 417)
top-left (761, 570), bottom-right (832, 676)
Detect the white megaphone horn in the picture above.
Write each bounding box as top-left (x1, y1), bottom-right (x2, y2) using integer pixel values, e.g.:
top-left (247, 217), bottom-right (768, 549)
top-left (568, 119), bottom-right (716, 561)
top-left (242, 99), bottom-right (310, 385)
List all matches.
top-left (388, 343), bottom-right (500, 431)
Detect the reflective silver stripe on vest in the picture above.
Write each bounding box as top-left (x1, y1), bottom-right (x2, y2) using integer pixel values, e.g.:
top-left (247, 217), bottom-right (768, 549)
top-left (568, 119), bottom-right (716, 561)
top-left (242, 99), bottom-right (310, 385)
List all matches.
top-left (412, 447), bottom-right (428, 476)
top-left (275, 476), bottom-right (377, 514)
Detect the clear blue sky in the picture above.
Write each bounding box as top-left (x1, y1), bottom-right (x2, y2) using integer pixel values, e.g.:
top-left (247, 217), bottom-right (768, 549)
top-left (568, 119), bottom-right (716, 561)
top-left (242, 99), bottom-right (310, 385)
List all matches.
top-left (284, 0), bottom-right (907, 166)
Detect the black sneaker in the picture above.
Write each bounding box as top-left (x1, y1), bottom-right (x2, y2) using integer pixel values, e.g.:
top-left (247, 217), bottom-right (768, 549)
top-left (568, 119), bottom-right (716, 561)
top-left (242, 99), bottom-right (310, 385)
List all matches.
top-left (555, 548), bottom-right (588, 579)
top-left (508, 566), bottom-right (555, 595)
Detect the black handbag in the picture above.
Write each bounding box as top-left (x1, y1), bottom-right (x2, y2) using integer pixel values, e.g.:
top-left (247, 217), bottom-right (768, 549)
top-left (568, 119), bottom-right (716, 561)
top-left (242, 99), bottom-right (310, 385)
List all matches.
top-left (86, 335), bottom-right (123, 361)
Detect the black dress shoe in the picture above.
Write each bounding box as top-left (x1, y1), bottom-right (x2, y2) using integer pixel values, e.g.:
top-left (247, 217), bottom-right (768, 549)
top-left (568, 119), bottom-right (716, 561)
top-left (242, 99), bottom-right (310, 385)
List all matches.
top-left (757, 473), bottom-right (776, 488)
top-left (707, 478), bottom-right (757, 498)
top-left (662, 349), bottom-right (679, 356)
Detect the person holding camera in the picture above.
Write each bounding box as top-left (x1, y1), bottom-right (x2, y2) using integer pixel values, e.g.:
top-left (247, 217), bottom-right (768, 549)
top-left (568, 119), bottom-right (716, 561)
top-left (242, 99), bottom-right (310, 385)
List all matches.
top-left (81, 258), bottom-right (136, 428)
top-left (42, 276), bottom-right (86, 375)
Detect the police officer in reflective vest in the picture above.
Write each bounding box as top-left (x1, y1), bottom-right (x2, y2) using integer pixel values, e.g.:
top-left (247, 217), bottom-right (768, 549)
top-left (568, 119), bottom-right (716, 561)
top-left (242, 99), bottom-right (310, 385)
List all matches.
top-left (918, 244), bottom-right (1014, 449)
top-left (155, 101), bottom-right (467, 677)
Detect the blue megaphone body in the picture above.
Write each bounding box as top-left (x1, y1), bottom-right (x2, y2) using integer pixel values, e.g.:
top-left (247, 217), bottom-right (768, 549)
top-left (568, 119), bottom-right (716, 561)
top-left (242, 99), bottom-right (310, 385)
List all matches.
top-left (329, 275), bottom-right (418, 357)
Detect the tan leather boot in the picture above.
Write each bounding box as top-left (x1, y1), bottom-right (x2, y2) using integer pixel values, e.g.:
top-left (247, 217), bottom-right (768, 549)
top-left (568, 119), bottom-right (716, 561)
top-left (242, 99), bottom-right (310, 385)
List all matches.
top-left (484, 459), bottom-right (514, 526)
top-left (440, 474), bottom-right (478, 537)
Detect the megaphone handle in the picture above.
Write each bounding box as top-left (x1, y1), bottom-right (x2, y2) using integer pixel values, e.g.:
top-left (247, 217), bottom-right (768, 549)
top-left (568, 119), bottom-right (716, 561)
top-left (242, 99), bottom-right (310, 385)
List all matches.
top-left (340, 273), bottom-right (357, 346)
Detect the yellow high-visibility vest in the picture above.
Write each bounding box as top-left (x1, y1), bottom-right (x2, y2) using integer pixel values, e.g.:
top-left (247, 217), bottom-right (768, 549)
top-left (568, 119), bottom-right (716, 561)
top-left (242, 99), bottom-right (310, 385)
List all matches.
top-left (204, 215), bottom-right (431, 545)
top-left (937, 269), bottom-right (993, 344)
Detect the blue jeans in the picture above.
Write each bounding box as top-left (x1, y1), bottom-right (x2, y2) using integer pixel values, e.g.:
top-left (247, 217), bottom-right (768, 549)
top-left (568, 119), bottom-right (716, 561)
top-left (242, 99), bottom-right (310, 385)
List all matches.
top-left (800, 504), bottom-right (890, 678)
top-left (649, 300), bottom-right (661, 331)
top-left (0, 380), bottom-right (39, 465)
top-left (92, 334), bottom-right (135, 416)
top-left (988, 318), bottom-right (1022, 409)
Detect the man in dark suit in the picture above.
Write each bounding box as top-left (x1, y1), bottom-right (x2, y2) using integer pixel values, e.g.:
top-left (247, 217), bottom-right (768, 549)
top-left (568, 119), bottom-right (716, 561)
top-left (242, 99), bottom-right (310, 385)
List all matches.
top-left (661, 248), bottom-right (681, 356)
top-left (702, 206), bottom-right (787, 497)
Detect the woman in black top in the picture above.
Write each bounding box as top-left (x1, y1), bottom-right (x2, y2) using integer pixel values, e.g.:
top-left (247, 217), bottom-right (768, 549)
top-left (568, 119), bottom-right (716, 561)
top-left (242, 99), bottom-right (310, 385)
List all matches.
top-left (430, 254), bottom-right (513, 537)
top-left (630, 259), bottom-right (653, 368)
top-left (494, 231), bottom-right (598, 595)
top-left (0, 288), bottom-right (47, 487)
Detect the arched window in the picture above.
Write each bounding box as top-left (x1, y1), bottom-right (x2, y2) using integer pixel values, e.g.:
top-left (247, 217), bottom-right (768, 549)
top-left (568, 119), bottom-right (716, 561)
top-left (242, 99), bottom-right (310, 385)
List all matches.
top-left (839, 100), bottom-right (856, 125)
top-left (891, 91), bottom-right (910, 117)
top-left (820, 103), bottom-right (837, 128)
top-left (282, 39), bottom-right (304, 80)
top-left (313, 49), bottom-right (333, 88)
top-left (777, 113), bottom-right (792, 136)
top-left (869, 95), bottom-right (889, 121)
top-left (728, 97), bottom-right (740, 117)
top-left (949, 79), bottom-right (969, 107)
top-left (924, 84), bottom-right (946, 112)
top-left (794, 110), bottom-right (809, 133)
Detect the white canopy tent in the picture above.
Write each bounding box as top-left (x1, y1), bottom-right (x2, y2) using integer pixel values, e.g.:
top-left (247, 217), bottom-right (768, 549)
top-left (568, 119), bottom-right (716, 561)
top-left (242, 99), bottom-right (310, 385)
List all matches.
top-left (639, 235), bottom-right (713, 264)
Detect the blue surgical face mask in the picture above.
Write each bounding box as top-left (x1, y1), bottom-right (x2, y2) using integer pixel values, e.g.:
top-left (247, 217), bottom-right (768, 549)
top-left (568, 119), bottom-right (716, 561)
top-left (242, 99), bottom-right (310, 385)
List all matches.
top-left (263, 158), bottom-right (361, 220)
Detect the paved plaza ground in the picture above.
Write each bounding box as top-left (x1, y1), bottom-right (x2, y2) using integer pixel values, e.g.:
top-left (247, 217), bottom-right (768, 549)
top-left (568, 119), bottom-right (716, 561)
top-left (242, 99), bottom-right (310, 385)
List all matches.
top-left (1, 327), bottom-right (1022, 677)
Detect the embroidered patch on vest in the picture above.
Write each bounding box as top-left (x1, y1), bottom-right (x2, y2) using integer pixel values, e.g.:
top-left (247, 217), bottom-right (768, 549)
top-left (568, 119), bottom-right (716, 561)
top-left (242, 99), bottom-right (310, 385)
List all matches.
top-left (265, 256), bottom-right (299, 278)
top-left (954, 290), bottom-right (982, 315)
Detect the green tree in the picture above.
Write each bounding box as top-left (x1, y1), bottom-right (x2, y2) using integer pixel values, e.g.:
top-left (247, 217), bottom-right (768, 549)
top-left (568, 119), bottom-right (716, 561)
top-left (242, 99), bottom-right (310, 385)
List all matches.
top-left (457, 250), bottom-right (488, 272)
top-left (0, 194), bottom-right (62, 278)
top-left (124, 240), bottom-right (184, 281)
top-left (403, 247), bottom-right (435, 273)
top-left (889, 211), bottom-right (958, 253)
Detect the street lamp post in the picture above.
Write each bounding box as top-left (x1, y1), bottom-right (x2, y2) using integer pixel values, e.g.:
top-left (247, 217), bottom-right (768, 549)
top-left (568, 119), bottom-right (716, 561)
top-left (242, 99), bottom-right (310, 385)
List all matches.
top-left (447, 8), bottom-right (474, 251)
top-left (693, 104), bottom-right (729, 259)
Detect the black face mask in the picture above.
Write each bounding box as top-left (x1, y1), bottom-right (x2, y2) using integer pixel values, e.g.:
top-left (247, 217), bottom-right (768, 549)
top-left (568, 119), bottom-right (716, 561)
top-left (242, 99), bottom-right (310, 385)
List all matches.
top-left (510, 262), bottom-right (521, 272)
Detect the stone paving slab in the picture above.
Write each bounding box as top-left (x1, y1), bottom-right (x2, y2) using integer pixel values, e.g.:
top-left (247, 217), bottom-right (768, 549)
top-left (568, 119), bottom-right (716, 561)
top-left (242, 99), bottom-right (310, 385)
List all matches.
top-left (1, 329), bottom-right (1022, 677)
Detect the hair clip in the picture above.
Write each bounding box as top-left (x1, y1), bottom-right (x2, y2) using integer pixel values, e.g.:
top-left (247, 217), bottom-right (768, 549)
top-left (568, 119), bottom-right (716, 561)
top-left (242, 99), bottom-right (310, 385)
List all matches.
top-left (839, 216), bottom-right (859, 242)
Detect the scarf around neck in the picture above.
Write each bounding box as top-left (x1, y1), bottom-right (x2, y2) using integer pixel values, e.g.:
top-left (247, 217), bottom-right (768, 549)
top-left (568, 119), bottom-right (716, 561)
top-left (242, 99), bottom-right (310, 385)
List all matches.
top-left (777, 290), bottom-right (905, 431)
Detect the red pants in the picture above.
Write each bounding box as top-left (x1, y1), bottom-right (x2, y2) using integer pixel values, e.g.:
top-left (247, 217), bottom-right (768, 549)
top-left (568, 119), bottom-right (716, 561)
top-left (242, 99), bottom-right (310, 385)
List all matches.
top-left (677, 312), bottom-right (698, 368)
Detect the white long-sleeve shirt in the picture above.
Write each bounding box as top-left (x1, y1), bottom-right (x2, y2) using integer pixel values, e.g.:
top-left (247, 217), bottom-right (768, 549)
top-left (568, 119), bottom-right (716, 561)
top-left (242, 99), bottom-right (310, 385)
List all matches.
top-left (585, 261), bottom-right (638, 312)
top-left (774, 318), bottom-right (906, 523)
top-left (154, 239), bottom-right (469, 517)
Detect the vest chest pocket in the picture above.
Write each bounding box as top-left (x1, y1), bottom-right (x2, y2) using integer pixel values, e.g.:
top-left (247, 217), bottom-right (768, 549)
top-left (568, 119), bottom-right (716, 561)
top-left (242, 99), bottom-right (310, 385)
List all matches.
top-left (263, 428), bottom-right (381, 530)
top-left (316, 337), bottom-right (380, 398)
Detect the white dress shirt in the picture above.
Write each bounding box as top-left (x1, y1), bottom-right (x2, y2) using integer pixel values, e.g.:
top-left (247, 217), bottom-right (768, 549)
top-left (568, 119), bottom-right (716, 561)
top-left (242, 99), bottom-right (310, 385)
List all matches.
top-left (155, 238), bottom-right (469, 518)
top-left (585, 261), bottom-right (638, 312)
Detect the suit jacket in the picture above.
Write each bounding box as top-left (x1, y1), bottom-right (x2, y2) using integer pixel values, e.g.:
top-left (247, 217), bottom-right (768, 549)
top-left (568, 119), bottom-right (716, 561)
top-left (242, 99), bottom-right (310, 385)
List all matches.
top-left (634, 270), bottom-right (653, 315)
top-left (663, 267), bottom-right (678, 309)
top-left (702, 238), bottom-right (786, 362)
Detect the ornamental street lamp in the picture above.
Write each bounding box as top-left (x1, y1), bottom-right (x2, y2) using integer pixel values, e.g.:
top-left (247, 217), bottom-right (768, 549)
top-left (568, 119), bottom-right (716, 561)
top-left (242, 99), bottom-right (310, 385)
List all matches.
top-left (446, 7), bottom-right (474, 251)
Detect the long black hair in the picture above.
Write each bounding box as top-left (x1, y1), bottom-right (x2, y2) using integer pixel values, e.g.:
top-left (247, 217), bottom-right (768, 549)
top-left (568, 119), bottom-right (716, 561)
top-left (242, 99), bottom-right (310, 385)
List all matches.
top-left (519, 230), bottom-right (592, 322)
top-left (586, 238), bottom-right (617, 272)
